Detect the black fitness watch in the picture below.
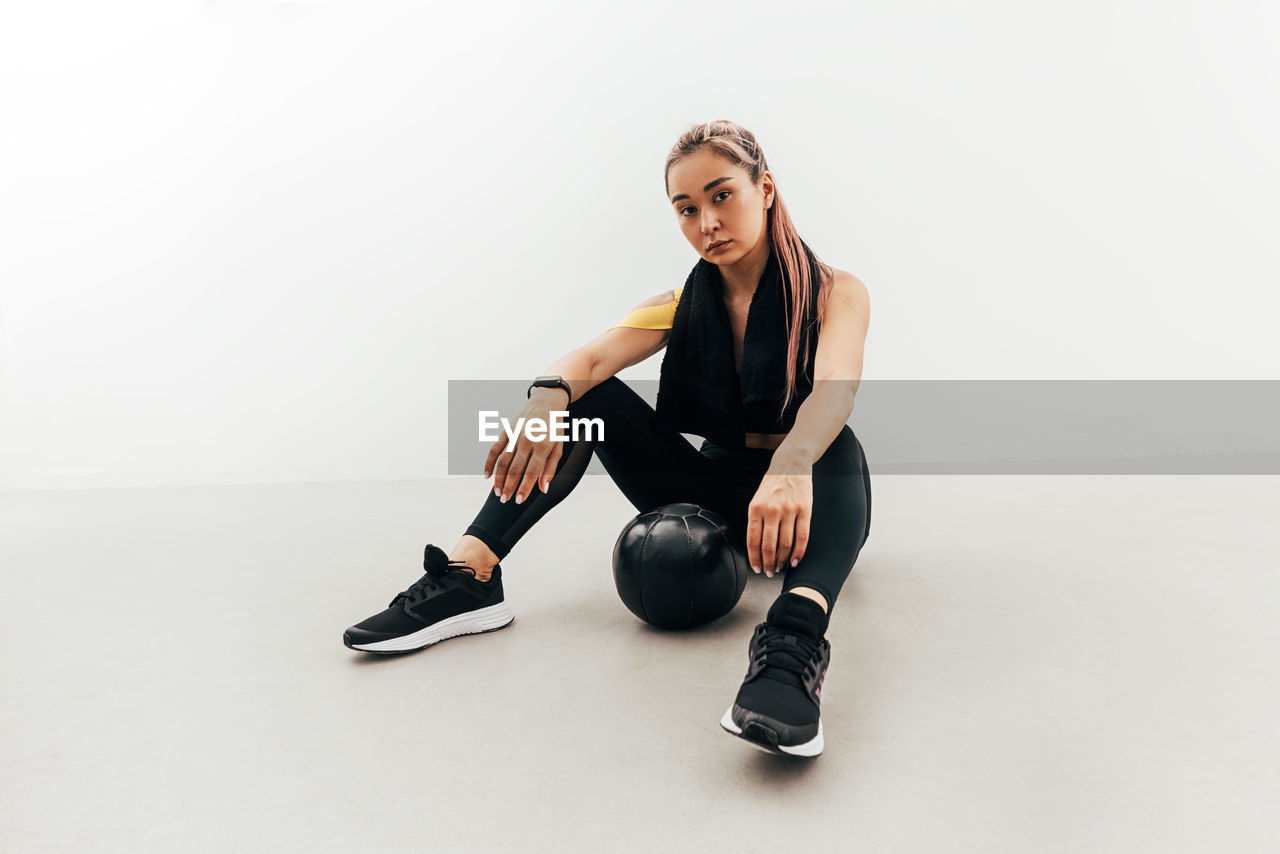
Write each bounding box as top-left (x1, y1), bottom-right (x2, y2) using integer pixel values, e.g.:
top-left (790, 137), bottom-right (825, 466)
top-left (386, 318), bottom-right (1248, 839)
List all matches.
top-left (527, 375), bottom-right (573, 402)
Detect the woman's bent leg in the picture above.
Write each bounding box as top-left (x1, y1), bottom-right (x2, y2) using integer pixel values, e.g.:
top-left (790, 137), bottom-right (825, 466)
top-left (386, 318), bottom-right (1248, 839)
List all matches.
top-left (463, 377), bottom-right (739, 561)
top-left (780, 426), bottom-right (872, 614)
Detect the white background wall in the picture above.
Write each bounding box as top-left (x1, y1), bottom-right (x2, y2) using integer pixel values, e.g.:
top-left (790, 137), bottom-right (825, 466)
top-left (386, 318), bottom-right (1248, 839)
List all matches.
top-left (2, 0), bottom-right (1277, 491)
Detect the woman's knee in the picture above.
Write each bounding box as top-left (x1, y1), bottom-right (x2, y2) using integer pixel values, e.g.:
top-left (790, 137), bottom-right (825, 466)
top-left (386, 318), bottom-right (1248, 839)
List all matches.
top-left (812, 426), bottom-right (862, 476)
top-left (568, 376), bottom-right (631, 415)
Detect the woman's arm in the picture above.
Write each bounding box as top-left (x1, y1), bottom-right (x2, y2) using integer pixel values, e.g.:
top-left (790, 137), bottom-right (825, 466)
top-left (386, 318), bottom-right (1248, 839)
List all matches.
top-left (773, 271), bottom-right (871, 467)
top-left (525, 348), bottom-right (596, 409)
top-left (487, 291), bottom-right (677, 503)
top-left (746, 271), bottom-right (870, 579)
top-left (526, 288), bottom-right (678, 407)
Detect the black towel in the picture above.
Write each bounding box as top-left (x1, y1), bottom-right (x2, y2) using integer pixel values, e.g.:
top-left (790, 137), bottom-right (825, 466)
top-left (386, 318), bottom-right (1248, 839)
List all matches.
top-left (655, 249), bottom-right (819, 447)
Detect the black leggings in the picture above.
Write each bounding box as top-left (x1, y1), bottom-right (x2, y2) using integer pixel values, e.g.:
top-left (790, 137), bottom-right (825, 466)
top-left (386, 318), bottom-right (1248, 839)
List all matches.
top-left (464, 377), bottom-right (872, 613)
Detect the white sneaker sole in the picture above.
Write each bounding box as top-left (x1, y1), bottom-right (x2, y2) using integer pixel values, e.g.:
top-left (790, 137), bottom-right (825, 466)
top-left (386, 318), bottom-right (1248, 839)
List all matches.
top-left (720, 705), bottom-right (824, 757)
top-left (347, 601), bottom-right (515, 653)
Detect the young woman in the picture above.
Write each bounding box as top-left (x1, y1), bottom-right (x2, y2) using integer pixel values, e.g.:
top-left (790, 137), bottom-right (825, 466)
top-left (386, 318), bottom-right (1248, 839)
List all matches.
top-left (343, 120), bottom-right (872, 758)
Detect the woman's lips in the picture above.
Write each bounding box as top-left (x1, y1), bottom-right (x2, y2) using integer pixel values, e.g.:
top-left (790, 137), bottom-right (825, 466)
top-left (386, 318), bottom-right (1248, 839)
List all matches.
top-left (709, 240), bottom-right (731, 252)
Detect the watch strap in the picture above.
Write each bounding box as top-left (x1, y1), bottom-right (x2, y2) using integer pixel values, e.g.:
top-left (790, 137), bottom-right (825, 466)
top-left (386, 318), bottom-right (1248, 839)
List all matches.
top-left (526, 375), bottom-right (572, 401)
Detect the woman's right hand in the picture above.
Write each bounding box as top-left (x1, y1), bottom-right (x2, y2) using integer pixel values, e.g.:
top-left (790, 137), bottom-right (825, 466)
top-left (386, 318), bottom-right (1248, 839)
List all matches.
top-left (483, 391), bottom-right (568, 505)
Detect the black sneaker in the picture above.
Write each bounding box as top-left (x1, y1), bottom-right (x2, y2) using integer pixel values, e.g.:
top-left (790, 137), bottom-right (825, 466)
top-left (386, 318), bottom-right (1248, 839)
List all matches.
top-left (720, 592), bottom-right (831, 757)
top-left (343, 544), bottom-right (514, 654)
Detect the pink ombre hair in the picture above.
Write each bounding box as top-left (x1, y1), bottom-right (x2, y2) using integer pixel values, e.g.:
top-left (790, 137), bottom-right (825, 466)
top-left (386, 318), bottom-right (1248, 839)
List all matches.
top-left (663, 120), bottom-right (836, 421)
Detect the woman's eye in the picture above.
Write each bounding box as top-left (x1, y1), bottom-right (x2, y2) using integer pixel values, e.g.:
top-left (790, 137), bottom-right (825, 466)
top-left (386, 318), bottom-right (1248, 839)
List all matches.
top-left (679, 191), bottom-right (731, 217)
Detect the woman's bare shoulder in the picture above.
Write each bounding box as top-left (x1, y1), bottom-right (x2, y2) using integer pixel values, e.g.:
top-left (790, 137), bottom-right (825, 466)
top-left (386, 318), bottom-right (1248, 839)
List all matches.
top-left (814, 268), bottom-right (868, 328)
top-left (822, 267), bottom-right (867, 298)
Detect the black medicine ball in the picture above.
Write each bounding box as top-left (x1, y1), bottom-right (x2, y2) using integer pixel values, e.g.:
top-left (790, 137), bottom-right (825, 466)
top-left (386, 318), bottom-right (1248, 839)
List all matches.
top-left (611, 502), bottom-right (749, 630)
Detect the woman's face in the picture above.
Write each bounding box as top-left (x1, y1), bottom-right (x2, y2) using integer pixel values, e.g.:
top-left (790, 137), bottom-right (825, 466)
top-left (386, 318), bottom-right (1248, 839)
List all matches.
top-left (667, 149), bottom-right (773, 265)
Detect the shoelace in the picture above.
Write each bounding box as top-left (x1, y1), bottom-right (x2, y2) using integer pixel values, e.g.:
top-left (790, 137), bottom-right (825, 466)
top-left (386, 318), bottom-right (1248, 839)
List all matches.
top-left (754, 625), bottom-right (823, 687)
top-left (390, 553), bottom-right (478, 607)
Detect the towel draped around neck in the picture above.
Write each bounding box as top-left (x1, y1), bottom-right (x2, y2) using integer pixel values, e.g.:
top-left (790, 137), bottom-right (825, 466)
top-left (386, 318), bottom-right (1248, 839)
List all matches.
top-left (654, 248), bottom-right (820, 447)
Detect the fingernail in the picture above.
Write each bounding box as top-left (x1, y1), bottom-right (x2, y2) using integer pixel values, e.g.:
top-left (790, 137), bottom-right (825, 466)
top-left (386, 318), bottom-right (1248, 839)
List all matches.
top-left (484, 470), bottom-right (491, 479)
top-left (494, 487), bottom-right (500, 498)
top-left (791, 558), bottom-right (798, 567)
top-left (752, 565), bottom-right (759, 573)
top-left (500, 493), bottom-right (508, 503)
top-left (515, 494), bottom-right (524, 504)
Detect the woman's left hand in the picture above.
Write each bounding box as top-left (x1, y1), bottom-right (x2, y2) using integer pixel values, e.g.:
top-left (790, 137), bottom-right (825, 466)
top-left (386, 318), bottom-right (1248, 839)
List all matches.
top-left (745, 453), bottom-right (813, 577)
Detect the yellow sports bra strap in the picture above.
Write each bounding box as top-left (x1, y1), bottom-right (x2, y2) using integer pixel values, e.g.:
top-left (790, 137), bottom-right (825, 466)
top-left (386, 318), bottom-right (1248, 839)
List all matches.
top-left (609, 286), bottom-right (683, 331)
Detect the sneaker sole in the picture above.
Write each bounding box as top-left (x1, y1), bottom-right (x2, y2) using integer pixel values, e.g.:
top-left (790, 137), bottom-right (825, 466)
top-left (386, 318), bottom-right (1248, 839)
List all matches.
top-left (719, 705), bottom-right (824, 757)
top-left (344, 601), bottom-right (515, 654)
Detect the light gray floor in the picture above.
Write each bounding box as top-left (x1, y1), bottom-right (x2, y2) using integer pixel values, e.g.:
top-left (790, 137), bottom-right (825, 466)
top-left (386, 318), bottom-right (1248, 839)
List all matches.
top-left (2, 475), bottom-right (1277, 852)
